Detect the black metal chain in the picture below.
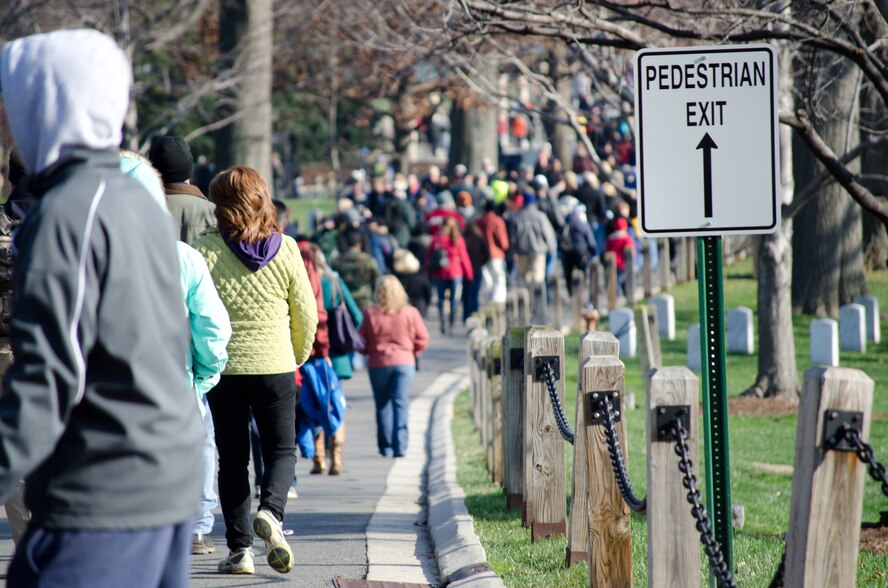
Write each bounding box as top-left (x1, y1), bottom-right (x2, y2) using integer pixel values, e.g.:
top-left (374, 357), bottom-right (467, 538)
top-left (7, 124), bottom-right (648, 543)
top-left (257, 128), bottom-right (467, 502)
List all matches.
top-left (542, 363), bottom-right (575, 445)
top-left (834, 428), bottom-right (888, 498)
top-left (670, 419), bottom-right (737, 588)
top-left (602, 399), bottom-right (646, 513)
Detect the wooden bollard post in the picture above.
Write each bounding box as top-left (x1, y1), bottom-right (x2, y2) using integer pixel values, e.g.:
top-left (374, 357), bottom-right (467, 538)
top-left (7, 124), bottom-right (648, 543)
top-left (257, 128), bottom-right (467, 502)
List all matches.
top-left (488, 338), bottom-right (504, 484)
top-left (674, 239), bottom-right (686, 284)
top-left (642, 241), bottom-right (654, 299)
top-left (624, 246), bottom-right (637, 305)
top-left (468, 328), bottom-right (488, 431)
top-left (647, 367), bottom-right (701, 588)
top-left (566, 332), bottom-right (619, 567)
top-left (503, 326), bottom-right (529, 511)
top-left (685, 237), bottom-right (696, 282)
top-left (551, 273), bottom-right (565, 332)
top-left (636, 305), bottom-right (662, 377)
top-left (785, 367), bottom-right (874, 587)
top-left (658, 239), bottom-right (671, 292)
top-left (604, 252), bottom-right (617, 312)
top-left (505, 291), bottom-right (518, 327)
top-left (516, 287), bottom-right (531, 325)
top-left (530, 283), bottom-right (548, 325)
top-left (524, 327), bottom-right (567, 540)
top-left (494, 303), bottom-right (506, 337)
top-left (582, 356), bottom-right (632, 586)
top-left (480, 337), bottom-right (494, 475)
top-left (571, 269), bottom-right (588, 333)
top-left (589, 260), bottom-right (602, 311)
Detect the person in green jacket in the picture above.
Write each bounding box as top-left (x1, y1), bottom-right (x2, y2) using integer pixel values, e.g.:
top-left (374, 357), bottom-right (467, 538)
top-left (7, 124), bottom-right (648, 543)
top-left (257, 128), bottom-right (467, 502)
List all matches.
top-left (331, 229), bottom-right (380, 311)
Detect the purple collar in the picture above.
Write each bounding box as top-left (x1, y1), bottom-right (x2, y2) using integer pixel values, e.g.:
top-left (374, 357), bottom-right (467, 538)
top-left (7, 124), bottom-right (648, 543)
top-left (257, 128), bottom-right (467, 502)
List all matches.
top-left (223, 231), bottom-right (283, 271)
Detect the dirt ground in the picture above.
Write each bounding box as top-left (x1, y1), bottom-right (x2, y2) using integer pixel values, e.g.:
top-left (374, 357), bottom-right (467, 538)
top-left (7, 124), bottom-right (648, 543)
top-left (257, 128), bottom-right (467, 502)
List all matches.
top-left (727, 396), bottom-right (799, 417)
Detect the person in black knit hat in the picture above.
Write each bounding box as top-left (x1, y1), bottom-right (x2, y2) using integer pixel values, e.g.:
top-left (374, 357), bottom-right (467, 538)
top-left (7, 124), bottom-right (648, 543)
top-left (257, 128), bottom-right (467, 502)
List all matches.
top-left (148, 135), bottom-right (215, 245)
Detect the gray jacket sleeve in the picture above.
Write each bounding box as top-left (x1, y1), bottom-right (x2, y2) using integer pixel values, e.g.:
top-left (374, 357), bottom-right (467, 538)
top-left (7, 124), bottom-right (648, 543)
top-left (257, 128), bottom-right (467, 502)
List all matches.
top-left (0, 199), bottom-right (103, 500)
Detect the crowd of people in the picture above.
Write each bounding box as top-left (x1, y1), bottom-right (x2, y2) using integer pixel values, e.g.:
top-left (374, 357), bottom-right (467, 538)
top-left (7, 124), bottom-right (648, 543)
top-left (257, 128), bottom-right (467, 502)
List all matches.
top-left (305, 136), bottom-right (647, 333)
top-left (0, 26), bottom-right (647, 587)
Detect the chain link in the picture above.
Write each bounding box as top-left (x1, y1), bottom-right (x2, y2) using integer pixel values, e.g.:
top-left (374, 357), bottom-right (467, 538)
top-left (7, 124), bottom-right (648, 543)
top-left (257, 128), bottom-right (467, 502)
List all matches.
top-left (831, 427), bottom-right (888, 498)
top-left (542, 363), bottom-right (575, 445)
top-left (602, 399), bottom-right (646, 513)
top-left (670, 419), bottom-right (737, 588)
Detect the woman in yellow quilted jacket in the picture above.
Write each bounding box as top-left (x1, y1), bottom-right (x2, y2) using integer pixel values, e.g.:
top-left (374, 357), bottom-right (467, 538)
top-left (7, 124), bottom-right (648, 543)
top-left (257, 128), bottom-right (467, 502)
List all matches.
top-left (193, 167), bottom-right (317, 576)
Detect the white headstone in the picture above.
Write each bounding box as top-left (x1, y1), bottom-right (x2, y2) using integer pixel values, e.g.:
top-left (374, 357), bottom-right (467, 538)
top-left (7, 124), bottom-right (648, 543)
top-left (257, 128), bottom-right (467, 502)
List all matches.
top-left (853, 295), bottom-right (880, 343)
top-left (687, 324), bottom-right (701, 373)
top-left (609, 308), bottom-right (637, 358)
top-left (727, 306), bottom-right (754, 354)
top-left (651, 294), bottom-right (676, 341)
top-left (810, 318), bottom-right (839, 367)
top-left (839, 304), bottom-right (866, 353)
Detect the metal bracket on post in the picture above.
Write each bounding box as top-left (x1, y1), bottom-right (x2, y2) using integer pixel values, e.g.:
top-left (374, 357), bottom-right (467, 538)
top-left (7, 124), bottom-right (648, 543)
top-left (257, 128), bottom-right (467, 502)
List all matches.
top-left (533, 356), bottom-right (561, 381)
top-left (587, 391), bottom-right (622, 425)
top-left (510, 348), bottom-right (524, 372)
top-left (653, 405), bottom-right (691, 442)
top-left (822, 410), bottom-right (864, 452)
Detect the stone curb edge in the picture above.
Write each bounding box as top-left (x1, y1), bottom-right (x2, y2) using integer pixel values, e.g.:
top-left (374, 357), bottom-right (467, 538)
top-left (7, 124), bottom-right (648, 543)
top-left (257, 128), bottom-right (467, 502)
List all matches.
top-left (426, 376), bottom-right (507, 588)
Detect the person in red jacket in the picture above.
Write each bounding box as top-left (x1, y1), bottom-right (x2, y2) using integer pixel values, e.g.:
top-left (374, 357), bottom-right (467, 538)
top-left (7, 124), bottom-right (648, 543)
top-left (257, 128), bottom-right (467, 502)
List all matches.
top-left (475, 200), bottom-right (509, 304)
top-left (605, 217), bottom-right (635, 294)
top-left (427, 217), bottom-right (474, 334)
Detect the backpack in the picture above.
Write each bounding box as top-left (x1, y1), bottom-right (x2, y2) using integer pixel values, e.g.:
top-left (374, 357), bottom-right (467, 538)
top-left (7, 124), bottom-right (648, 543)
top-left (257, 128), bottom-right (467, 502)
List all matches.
top-left (429, 246), bottom-right (450, 272)
top-left (558, 224), bottom-right (574, 254)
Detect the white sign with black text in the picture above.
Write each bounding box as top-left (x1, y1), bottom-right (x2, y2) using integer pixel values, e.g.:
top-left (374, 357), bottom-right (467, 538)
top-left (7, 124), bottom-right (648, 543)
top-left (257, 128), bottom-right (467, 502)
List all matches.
top-left (634, 44), bottom-right (780, 237)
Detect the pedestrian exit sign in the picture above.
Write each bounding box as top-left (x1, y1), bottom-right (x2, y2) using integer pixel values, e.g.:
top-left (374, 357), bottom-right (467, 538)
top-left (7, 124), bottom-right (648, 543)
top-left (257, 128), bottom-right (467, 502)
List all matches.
top-left (634, 44), bottom-right (780, 237)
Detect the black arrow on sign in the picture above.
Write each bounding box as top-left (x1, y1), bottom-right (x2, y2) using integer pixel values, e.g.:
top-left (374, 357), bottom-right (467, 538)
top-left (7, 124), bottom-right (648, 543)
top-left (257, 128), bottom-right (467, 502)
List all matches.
top-left (696, 133), bottom-right (718, 218)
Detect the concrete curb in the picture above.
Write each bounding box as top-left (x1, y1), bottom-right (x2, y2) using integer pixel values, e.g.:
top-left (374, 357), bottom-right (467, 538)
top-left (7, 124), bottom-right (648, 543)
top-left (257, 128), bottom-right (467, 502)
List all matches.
top-left (426, 377), bottom-right (507, 588)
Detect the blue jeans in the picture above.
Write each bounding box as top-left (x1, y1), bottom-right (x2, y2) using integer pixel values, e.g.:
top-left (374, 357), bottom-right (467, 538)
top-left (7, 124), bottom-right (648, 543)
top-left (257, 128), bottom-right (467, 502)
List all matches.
top-left (368, 365), bottom-right (416, 456)
top-left (194, 396), bottom-right (217, 535)
top-left (434, 278), bottom-right (462, 327)
top-left (8, 521), bottom-right (192, 588)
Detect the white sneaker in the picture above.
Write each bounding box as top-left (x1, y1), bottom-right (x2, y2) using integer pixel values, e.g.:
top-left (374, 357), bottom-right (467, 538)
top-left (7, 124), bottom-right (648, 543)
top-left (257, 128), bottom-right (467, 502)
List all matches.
top-left (217, 547), bottom-right (254, 574)
top-left (287, 486), bottom-right (298, 500)
top-left (252, 509), bottom-right (294, 573)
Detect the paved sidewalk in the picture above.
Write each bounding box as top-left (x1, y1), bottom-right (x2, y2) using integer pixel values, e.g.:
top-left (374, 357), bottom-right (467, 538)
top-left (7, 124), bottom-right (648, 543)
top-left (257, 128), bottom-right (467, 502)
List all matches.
top-left (0, 317), bottom-right (477, 587)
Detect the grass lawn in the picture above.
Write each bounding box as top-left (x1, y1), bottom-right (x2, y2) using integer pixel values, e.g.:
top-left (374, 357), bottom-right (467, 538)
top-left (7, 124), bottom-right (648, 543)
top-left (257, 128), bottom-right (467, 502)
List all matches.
top-left (283, 195), bottom-right (336, 235)
top-left (453, 258), bottom-right (888, 587)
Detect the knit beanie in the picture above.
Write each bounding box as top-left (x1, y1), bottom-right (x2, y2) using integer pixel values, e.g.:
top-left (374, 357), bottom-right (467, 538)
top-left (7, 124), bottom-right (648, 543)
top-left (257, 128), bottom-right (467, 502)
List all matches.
top-left (148, 136), bottom-right (193, 184)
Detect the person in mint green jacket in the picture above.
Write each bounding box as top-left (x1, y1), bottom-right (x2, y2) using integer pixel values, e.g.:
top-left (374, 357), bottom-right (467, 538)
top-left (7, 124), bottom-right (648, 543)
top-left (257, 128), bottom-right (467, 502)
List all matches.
top-left (120, 151), bottom-right (232, 556)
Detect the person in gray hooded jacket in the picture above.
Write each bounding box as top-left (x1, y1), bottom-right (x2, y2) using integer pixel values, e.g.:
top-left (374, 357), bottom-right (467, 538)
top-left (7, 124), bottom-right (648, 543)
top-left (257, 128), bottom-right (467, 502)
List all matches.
top-left (0, 29), bottom-right (204, 587)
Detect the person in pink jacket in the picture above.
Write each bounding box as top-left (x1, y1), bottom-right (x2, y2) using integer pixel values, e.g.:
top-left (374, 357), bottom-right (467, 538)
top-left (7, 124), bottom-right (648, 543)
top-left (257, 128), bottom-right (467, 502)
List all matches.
top-left (427, 216), bottom-right (474, 334)
top-left (358, 276), bottom-right (429, 457)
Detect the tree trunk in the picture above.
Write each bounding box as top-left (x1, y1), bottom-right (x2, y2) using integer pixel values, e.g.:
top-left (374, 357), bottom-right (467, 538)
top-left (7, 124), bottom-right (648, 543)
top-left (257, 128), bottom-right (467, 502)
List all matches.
top-left (215, 0), bottom-right (273, 184)
top-left (859, 82), bottom-right (888, 270)
top-left (448, 59), bottom-right (498, 175)
top-left (792, 48), bottom-right (866, 316)
top-left (749, 36), bottom-right (799, 398)
top-left (541, 46), bottom-right (573, 166)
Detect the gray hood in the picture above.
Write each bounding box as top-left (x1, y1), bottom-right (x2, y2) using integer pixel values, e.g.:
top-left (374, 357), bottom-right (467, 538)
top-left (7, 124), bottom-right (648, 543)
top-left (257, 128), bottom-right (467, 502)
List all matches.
top-left (1, 29), bottom-right (131, 174)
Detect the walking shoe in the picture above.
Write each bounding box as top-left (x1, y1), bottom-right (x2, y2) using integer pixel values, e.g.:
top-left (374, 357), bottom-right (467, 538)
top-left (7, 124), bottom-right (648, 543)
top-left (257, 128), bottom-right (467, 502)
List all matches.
top-left (310, 456), bottom-right (326, 474)
top-left (287, 486), bottom-right (298, 499)
top-left (192, 532), bottom-right (215, 555)
top-left (252, 509), bottom-right (294, 573)
top-left (217, 547), bottom-right (254, 574)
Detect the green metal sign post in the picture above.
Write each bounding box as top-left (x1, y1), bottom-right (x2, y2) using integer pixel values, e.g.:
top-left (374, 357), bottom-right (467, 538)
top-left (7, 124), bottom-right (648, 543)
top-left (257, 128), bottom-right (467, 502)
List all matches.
top-left (696, 236), bottom-right (734, 578)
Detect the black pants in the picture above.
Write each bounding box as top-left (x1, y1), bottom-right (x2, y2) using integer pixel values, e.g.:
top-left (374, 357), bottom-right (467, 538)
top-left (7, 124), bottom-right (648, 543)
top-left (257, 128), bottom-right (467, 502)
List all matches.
top-left (209, 372), bottom-right (297, 550)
